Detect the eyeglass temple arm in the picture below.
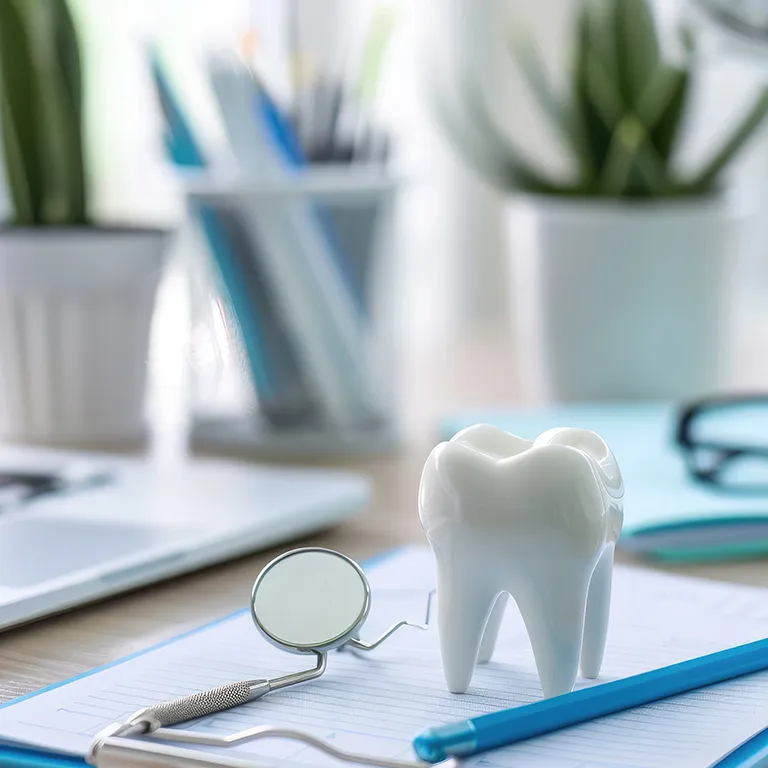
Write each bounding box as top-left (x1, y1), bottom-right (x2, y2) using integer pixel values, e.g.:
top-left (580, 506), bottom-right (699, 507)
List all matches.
top-left (345, 590), bottom-right (434, 652)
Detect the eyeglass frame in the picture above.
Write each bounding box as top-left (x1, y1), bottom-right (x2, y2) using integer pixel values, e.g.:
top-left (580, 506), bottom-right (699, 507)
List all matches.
top-left (675, 394), bottom-right (768, 492)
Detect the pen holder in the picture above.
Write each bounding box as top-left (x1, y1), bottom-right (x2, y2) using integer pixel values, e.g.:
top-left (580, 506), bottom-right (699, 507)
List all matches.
top-left (183, 169), bottom-right (402, 456)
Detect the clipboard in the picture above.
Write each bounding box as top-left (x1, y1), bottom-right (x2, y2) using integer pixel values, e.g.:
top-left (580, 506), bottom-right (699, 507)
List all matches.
top-left (2, 547), bottom-right (768, 768)
top-left (0, 548), bottom-right (397, 768)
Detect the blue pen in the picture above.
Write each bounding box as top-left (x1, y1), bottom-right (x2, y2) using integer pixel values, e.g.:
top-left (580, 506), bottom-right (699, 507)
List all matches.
top-left (251, 75), bottom-right (367, 317)
top-left (413, 635), bottom-right (768, 762)
top-left (149, 49), bottom-right (276, 401)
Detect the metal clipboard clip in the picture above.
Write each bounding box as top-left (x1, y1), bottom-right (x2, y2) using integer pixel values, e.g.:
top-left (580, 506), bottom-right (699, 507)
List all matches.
top-left (87, 549), bottom-right (452, 768)
top-left (87, 720), bottom-right (459, 768)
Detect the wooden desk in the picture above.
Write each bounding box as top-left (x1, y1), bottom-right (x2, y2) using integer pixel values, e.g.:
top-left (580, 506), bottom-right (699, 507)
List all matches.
top-left (2, 334), bottom-right (767, 705)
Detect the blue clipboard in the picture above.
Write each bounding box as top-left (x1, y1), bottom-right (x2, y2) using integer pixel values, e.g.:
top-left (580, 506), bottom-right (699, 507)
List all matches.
top-left (1, 547), bottom-right (766, 768)
top-left (0, 548), bottom-right (394, 768)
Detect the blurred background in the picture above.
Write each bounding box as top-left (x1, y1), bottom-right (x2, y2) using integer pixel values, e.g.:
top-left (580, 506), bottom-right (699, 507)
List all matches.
top-left (1, 0), bottom-right (768, 458)
top-left (7, 0), bottom-right (768, 726)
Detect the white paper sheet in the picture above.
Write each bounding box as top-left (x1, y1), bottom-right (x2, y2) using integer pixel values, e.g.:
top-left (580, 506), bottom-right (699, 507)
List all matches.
top-left (1, 547), bottom-right (767, 768)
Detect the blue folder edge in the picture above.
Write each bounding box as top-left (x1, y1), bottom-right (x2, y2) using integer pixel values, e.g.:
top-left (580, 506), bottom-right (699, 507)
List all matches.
top-left (1, 546), bottom-right (767, 768)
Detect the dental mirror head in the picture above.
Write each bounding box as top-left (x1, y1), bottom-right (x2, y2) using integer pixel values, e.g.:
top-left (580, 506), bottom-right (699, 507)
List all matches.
top-left (251, 548), bottom-right (371, 654)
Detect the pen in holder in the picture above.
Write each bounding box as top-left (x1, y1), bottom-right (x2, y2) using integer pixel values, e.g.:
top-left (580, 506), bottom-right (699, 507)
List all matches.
top-left (183, 168), bottom-right (402, 456)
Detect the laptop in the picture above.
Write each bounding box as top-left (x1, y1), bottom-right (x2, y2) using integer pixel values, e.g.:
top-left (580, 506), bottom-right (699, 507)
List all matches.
top-left (0, 444), bottom-right (370, 632)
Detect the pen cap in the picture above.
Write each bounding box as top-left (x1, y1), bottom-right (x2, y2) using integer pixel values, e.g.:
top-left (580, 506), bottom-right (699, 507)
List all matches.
top-left (413, 723), bottom-right (478, 763)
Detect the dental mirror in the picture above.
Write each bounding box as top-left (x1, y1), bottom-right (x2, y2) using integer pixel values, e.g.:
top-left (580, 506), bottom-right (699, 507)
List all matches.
top-left (121, 548), bottom-right (433, 736)
top-left (251, 548), bottom-right (371, 653)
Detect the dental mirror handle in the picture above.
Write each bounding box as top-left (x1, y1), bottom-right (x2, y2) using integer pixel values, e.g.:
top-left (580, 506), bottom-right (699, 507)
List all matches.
top-left (128, 679), bottom-right (271, 730)
top-left (127, 651), bottom-right (327, 731)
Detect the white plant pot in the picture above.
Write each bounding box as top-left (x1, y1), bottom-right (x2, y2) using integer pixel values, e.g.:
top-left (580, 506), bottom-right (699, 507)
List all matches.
top-left (0, 227), bottom-right (169, 445)
top-left (507, 195), bottom-right (749, 402)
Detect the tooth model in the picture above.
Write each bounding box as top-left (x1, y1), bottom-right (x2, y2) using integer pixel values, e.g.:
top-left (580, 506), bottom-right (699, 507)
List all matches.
top-left (419, 424), bottom-right (623, 698)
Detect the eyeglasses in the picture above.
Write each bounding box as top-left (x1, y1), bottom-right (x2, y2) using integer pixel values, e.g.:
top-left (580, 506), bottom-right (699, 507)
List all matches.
top-left (675, 395), bottom-right (768, 493)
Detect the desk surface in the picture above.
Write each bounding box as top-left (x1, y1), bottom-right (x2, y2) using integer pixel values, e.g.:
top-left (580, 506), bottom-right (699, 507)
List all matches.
top-left (2, 333), bottom-right (768, 705)
top-left (3, 445), bottom-right (768, 706)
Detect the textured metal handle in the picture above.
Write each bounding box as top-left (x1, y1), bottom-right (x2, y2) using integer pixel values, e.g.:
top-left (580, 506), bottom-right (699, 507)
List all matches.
top-left (126, 656), bottom-right (326, 732)
top-left (136, 680), bottom-right (263, 728)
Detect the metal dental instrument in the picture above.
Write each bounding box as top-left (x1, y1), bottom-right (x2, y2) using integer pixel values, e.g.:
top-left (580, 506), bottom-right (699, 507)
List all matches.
top-left (89, 548), bottom-right (432, 751)
top-left (88, 720), bottom-right (460, 768)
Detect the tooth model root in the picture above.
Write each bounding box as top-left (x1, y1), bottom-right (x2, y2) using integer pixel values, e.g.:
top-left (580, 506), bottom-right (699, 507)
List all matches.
top-left (512, 570), bottom-right (591, 699)
top-left (474, 558), bottom-right (613, 694)
top-left (477, 593), bottom-right (508, 664)
top-left (436, 559), bottom-right (500, 694)
top-left (580, 543), bottom-right (615, 679)
top-left (441, 574), bottom-right (593, 699)
top-left (436, 553), bottom-right (601, 699)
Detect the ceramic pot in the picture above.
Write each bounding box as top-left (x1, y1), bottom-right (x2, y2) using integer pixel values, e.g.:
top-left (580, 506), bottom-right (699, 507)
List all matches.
top-left (507, 194), bottom-right (748, 402)
top-left (0, 227), bottom-right (169, 445)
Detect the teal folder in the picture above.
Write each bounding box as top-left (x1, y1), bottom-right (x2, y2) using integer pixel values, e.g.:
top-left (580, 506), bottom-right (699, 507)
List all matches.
top-left (442, 403), bottom-right (768, 562)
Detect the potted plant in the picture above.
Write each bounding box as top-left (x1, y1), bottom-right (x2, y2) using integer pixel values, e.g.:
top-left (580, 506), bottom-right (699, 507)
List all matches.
top-left (0, 0), bottom-right (169, 444)
top-left (427, 0), bottom-right (768, 401)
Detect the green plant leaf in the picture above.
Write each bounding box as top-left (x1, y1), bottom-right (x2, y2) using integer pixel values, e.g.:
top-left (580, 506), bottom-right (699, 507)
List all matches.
top-left (423, 68), bottom-right (512, 189)
top-left (0, 95), bottom-right (33, 224)
top-left (508, 35), bottom-right (564, 133)
top-left (685, 88), bottom-right (768, 193)
top-left (572, 0), bottom-right (675, 194)
top-left (425, 0), bottom-right (714, 199)
top-left (357, 4), bottom-right (398, 106)
top-left (598, 115), bottom-right (644, 195)
top-left (597, 114), bottom-right (674, 197)
top-left (424, 53), bottom-right (572, 194)
top-left (508, 30), bottom-right (591, 179)
top-left (638, 66), bottom-right (690, 164)
top-left (571, 0), bottom-right (615, 181)
top-left (53, 0), bottom-right (82, 116)
top-left (615, 0), bottom-right (660, 109)
top-left (583, 50), bottom-right (627, 131)
top-left (461, 81), bottom-right (579, 193)
top-left (0, 0), bottom-right (43, 224)
top-left (583, 0), bottom-right (618, 79)
top-left (31, 0), bottom-right (67, 224)
top-left (50, 0), bottom-right (87, 224)
top-left (583, 49), bottom-right (672, 195)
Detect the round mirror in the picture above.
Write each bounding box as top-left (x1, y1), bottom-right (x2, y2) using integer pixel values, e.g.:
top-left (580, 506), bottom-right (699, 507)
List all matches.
top-left (251, 548), bottom-right (371, 653)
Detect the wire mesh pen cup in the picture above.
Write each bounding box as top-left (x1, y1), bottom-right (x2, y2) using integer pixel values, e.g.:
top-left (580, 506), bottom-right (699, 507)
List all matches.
top-left (183, 169), bottom-right (402, 456)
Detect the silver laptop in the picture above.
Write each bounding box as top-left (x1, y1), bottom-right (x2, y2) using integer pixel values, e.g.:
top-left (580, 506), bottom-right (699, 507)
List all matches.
top-left (0, 444), bottom-right (370, 632)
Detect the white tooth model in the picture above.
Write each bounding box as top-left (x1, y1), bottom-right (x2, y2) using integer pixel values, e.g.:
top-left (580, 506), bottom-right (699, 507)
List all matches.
top-left (419, 424), bottom-right (623, 699)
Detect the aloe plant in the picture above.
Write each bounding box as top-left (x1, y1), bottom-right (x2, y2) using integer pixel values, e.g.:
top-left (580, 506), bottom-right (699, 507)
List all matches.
top-left (429, 0), bottom-right (768, 198)
top-left (0, 0), bottom-right (88, 226)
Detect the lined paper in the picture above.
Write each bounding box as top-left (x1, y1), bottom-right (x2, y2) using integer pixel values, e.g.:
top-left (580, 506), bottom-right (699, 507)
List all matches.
top-left (1, 547), bottom-right (768, 768)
